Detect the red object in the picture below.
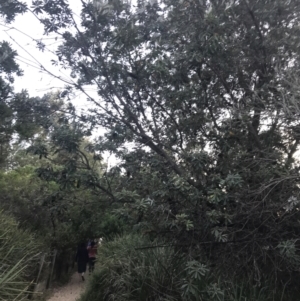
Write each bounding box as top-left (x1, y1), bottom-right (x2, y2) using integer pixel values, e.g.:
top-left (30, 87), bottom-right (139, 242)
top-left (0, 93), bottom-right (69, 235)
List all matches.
top-left (87, 245), bottom-right (97, 258)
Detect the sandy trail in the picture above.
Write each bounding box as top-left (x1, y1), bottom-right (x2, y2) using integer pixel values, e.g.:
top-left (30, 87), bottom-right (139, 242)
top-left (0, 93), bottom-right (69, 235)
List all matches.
top-left (47, 272), bottom-right (88, 301)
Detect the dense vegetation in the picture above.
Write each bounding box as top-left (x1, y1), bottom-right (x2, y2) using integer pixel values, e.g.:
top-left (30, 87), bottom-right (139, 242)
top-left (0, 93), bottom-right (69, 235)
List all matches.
top-left (2, 0), bottom-right (300, 300)
top-left (0, 2), bottom-right (121, 299)
top-left (0, 211), bottom-right (43, 300)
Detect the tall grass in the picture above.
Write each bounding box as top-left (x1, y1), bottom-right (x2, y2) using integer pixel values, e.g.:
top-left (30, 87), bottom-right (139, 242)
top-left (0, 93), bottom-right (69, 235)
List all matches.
top-left (80, 234), bottom-right (300, 301)
top-left (80, 234), bottom-right (186, 301)
top-left (0, 211), bottom-right (42, 300)
top-left (80, 234), bottom-right (219, 301)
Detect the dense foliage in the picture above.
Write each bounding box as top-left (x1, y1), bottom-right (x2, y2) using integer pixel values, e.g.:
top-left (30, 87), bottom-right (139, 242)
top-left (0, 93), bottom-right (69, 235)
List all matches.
top-left (81, 234), bottom-right (279, 301)
top-left (2, 0), bottom-right (300, 299)
top-left (0, 3), bottom-right (50, 299)
top-left (0, 1), bottom-right (117, 296)
top-left (31, 0), bottom-right (300, 282)
top-left (0, 211), bottom-right (42, 300)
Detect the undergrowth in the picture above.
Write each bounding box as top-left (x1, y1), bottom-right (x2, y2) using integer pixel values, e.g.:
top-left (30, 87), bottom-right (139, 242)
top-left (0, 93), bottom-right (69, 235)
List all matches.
top-left (80, 234), bottom-right (300, 301)
top-left (0, 211), bottom-right (42, 300)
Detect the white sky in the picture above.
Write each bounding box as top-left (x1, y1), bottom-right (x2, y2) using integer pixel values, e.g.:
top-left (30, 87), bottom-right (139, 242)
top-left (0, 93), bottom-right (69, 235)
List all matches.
top-left (0, 0), bottom-right (90, 108)
top-left (0, 0), bottom-right (120, 167)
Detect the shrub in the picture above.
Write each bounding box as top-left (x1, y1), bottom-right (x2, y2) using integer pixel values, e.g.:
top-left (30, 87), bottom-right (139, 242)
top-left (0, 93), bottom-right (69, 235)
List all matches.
top-left (80, 234), bottom-right (212, 301)
top-left (80, 233), bottom-right (300, 301)
top-left (0, 211), bottom-right (42, 300)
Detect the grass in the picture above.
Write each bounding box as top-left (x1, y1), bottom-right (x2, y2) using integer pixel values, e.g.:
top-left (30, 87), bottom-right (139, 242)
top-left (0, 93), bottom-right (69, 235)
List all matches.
top-left (0, 211), bottom-right (42, 300)
top-left (80, 234), bottom-right (185, 301)
top-left (80, 233), bottom-right (300, 301)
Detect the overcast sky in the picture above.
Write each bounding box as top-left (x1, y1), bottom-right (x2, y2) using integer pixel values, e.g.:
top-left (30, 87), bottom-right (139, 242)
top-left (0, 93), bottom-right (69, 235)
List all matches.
top-left (0, 0), bottom-right (121, 166)
top-left (1, 0), bottom-right (89, 106)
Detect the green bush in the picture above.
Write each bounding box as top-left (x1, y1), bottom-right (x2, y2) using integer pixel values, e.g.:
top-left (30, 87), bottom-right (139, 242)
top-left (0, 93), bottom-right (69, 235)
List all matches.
top-left (0, 211), bottom-right (42, 300)
top-left (80, 234), bottom-right (212, 301)
top-left (80, 234), bottom-right (298, 301)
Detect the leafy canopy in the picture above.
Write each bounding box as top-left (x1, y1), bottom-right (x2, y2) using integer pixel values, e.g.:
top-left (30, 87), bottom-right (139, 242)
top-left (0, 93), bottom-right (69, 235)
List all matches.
top-left (17, 0), bottom-right (300, 286)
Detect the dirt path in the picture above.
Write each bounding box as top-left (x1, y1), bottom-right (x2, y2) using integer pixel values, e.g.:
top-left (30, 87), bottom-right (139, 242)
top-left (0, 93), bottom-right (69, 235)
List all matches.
top-left (47, 272), bottom-right (88, 301)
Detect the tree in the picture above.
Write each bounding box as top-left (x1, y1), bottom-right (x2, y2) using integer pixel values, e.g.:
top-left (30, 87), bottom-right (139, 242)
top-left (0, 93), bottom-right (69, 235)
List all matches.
top-left (0, 40), bottom-right (22, 167)
top-left (26, 0), bottom-right (300, 288)
top-left (0, 1), bottom-right (117, 290)
top-left (0, 0), bottom-right (27, 24)
top-left (0, 0), bottom-right (44, 168)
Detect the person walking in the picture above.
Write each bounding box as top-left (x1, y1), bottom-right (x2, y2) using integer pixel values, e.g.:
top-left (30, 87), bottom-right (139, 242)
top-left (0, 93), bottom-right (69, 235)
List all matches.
top-left (75, 242), bottom-right (89, 281)
top-left (87, 241), bottom-right (97, 274)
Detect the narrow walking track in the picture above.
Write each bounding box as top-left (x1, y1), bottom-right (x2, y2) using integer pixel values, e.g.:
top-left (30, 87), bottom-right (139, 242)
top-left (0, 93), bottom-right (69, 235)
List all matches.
top-left (47, 272), bottom-right (88, 301)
